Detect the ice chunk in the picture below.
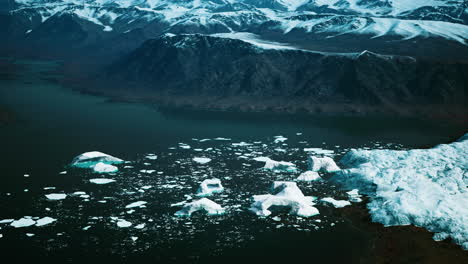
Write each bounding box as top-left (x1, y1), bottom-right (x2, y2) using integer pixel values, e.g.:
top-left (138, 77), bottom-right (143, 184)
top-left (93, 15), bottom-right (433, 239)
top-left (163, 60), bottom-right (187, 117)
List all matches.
top-left (196, 178), bottom-right (224, 197)
top-left (10, 218), bottom-right (36, 228)
top-left (256, 157), bottom-right (297, 172)
top-left (274, 136), bottom-right (288, 143)
top-left (93, 162), bottom-right (118, 173)
top-left (249, 181), bottom-right (319, 217)
top-left (35, 217), bottom-right (57, 227)
top-left (45, 193), bottom-right (67, 200)
top-left (71, 151), bottom-right (123, 169)
top-left (320, 197), bottom-right (351, 208)
top-left (116, 219), bottom-right (132, 228)
top-left (296, 171), bottom-right (321, 182)
top-left (334, 134), bottom-right (468, 249)
top-left (304, 148), bottom-right (334, 155)
top-left (193, 157), bottom-right (212, 164)
top-left (125, 201), bottom-right (147, 209)
top-left (0, 219), bottom-right (14, 224)
top-left (347, 189), bottom-right (363, 203)
top-left (175, 198), bottom-right (225, 217)
top-left (308, 156), bottom-right (340, 172)
top-left (89, 178), bottom-right (115, 184)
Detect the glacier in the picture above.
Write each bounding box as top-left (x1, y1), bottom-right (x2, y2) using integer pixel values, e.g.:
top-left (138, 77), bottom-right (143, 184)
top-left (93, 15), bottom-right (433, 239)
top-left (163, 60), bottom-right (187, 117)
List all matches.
top-left (334, 134), bottom-right (468, 250)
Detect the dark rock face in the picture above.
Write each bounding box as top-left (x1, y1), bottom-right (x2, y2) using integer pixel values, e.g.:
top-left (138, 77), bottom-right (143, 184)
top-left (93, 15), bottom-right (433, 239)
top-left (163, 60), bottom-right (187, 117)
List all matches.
top-left (104, 34), bottom-right (468, 111)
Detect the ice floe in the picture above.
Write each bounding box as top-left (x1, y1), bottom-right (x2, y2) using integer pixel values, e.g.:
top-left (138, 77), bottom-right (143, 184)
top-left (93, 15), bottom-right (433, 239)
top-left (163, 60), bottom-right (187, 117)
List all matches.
top-left (71, 151), bottom-right (123, 169)
top-left (346, 189), bottom-right (363, 203)
top-left (249, 181), bottom-right (319, 217)
top-left (89, 178), bottom-right (116, 184)
top-left (196, 178), bottom-right (224, 197)
top-left (10, 218), bottom-right (36, 228)
top-left (335, 134), bottom-right (468, 250)
top-left (45, 193), bottom-right (67, 200)
top-left (116, 219), bottom-right (132, 228)
top-left (193, 157), bottom-right (212, 164)
top-left (255, 157), bottom-right (297, 172)
top-left (174, 198), bottom-right (225, 217)
top-left (308, 156), bottom-right (340, 172)
top-left (35, 217), bottom-right (57, 227)
top-left (304, 148), bottom-right (334, 155)
top-left (125, 201), bottom-right (147, 209)
top-left (93, 162), bottom-right (118, 173)
top-left (320, 197), bottom-right (351, 208)
top-left (296, 171), bottom-right (321, 182)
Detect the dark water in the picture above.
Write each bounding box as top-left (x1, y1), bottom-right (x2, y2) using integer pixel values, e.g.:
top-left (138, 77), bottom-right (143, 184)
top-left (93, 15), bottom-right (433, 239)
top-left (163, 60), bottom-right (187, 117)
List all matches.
top-left (0, 60), bottom-right (465, 263)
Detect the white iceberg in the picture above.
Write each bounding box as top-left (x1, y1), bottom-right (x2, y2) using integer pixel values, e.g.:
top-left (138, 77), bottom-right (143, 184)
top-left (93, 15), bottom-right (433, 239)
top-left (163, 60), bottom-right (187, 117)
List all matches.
top-left (334, 134), bottom-right (468, 250)
top-left (10, 218), bottom-right (36, 228)
top-left (125, 201), bottom-right (147, 209)
top-left (256, 157), bottom-right (297, 172)
top-left (196, 178), bottom-right (224, 197)
top-left (249, 181), bottom-right (319, 217)
top-left (308, 156), bottom-right (340, 172)
top-left (296, 171), bottom-right (321, 182)
top-left (320, 197), bottom-right (351, 208)
top-left (89, 178), bottom-right (115, 184)
top-left (93, 162), bottom-right (118, 173)
top-left (274, 136), bottom-right (287, 143)
top-left (45, 193), bottom-right (67, 200)
top-left (193, 157), bottom-right (212, 164)
top-left (347, 189), bottom-right (363, 203)
top-left (116, 219), bottom-right (132, 228)
top-left (71, 151), bottom-right (123, 168)
top-left (35, 217), bottom-right (57, 227)
top-left (174, 198), bottom-right (225, 217)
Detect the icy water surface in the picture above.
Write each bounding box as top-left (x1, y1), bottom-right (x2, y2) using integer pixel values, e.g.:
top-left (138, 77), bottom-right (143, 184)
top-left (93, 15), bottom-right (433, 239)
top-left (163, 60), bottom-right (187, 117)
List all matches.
top-left (0, 59), bottom-right (465, 262)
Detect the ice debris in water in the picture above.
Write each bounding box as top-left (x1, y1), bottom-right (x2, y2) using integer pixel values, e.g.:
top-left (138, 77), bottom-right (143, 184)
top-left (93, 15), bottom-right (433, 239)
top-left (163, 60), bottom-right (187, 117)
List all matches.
top-left (35, 217), bottom-right (57, 227)
top-left (296, 171), bottom-right (321, 182)
top-left (45, 193), bottom-right (67, 200)
top-left (304, 148), bottom-right (334, 155)
top-left (249, 181), bottom-right (319, 217)
top-left (89, 178), bottom-right (116, 184)
top-left (335, 134), bottom-right (468, 250)
top-left (274, 136), bottom-right (287, 143)
top-left (10, 218), bottom-right (36, 228)
top-left (308, 156), bottom-right (340, 172)
top-left (125, 201), bottom-right (147, 209)
top-left (255, 157), bottom-right (297, 172)
top-left (196, 178), bottom-right (224, 197)
top-left (174, 198), bottom-right (225, 217)
top-left (193, 157), bottom-right (212, 164)
top-left (116, 219), bottom-right (132, 228)
top-left (320, 197), bottom-right (351, 208)
top-left (347, 189), bottom-right (363, 203)
top-left (93, 162), bottom-right (118, 173)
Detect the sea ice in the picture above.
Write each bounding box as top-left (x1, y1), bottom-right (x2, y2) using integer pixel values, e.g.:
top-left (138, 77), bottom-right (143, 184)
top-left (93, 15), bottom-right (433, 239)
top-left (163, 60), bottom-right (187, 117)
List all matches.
top-left (10, 218), bottom-right (36, 228)
top-left (174, 198), bottom-right (225, 217)
top-left (35, 217), bottom-right (57, 227)
top-left (304, 148), bottom-right (334, 155)
top-left (335, 134), bottom-right (468, 249)
top-left (196, 178), bottom-right (224, 196)
top-left (125, 201), bottom-right (147, 209)
top-left (45, 193), bottom-right (67, 200)
top-left (256, 157), bottom-right (297, 172)
top-left (296, 171), bottom-right (321, 182)
top-left (320, 197), bottom-right (351, 208)
top-left (308, 156), bottom-right (340, 172)
top-left (116, 219), bottom-right (132, 228)
top-left (193, 157), bottom-right (212, 164)
top-left (347, 189), bottom-right (363, 203)
top-left (71, 151), bottom-right (123, 169)
top-left (249, 181), bottom-right (319, 217)
top-left (89, 178), bottom-right (116, 184)
top-left (93, 162), bottom-right (118, 173)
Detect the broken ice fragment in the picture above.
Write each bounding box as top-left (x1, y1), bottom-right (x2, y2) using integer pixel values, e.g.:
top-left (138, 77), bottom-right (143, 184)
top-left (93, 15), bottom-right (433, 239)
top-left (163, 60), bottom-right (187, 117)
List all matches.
top-left (196, 178), bottom-right (224, 197)
top-left (35, 217), bottom-right (57, 227)
top-left (71, 151), bottom-right (123, 169)
top-left (320, 197), bottom-right (351, 208)
top-left (193, 157), bottom-right (212, 164)
top-left (296, 171), bottom-right (321, 182)
top-left (45, 193), bottom-right (67, 200)
top-left (10, 218), bottom-right (36, 228)
top-left (89, 178), bottom-right (115, 184)
top-left (308, 156), bottom-right (340, 172)
top-left (175, 198), bottom-right (225, 217)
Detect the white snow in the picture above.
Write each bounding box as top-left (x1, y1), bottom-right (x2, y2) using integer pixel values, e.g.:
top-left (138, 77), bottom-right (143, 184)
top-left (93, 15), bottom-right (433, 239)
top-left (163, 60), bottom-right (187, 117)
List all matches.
top-left (308, 156), bottom-right (340, 172)
top-left (196, 178), bottom-right (224, 197)
top-left (250, 181), bottom-right (319, 217)
top-left (45, 193), bottom-right (67, 200)
top-left (125, 201), bottom-right (147, 209)
top-left (321, 197), bottom-right (351, 208)
top-left (35, 217), bottom-right (57, 227)
top-left (93, 162), bottom-right (118, 173)
top-left (193, 157), bottom-right (212, 164)
top-left (10, 218), bottom-right (36, 228)
top-left (212, 32), bottom-right (299, 50)
top-left (296, 171), bottom-right (321, 182)
top-left (174, 198), bottom-right (225, 217)
top-left (89, 178), bottom-right (116, 184)
top-left (336, 134), bottom-right (468, 250)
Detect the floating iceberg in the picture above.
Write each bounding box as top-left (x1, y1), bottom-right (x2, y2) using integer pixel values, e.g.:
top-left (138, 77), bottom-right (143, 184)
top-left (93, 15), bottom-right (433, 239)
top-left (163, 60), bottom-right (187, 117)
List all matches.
top-left (125, 201), bottom-right (147, 209)
top-left (45, 193), bottom-right (67, 200)
top-left (10, 218), bottom-right (35, 228)
top-left (196, 178), bottom-right (224, 197)
top-left (335, 134), bottom-right (468, 250)
top-left (193, 157), bottom-right (212, 164)
top-left (274, 136), bottom-right (287, 143)
top-left (35, 217), bottom-right (57, 227)
top-left (116, 219), bottom-right (132, 228)
top-left (89, 178), bottom-right (116, 184)
top-left (304, 148), bottom-right (334, 155)
top-left (174, 198), bottom-right (225, 217)
top-left (320, 197), bottom-right (351, 208)
top-left (255, 157), bottom-right (297, 172)
top-left (71, 151), bottom-right (123, 168)
top-left (308, 156), bottom-right (340, 172)
top-left (93, 162), bottom-right (118, 173)
top-left (296, 171), bottom-right (321, 182)
top-left (249, 181), bottom-right (319, 217)
top-left (347, 189), bottom-right (363, 203)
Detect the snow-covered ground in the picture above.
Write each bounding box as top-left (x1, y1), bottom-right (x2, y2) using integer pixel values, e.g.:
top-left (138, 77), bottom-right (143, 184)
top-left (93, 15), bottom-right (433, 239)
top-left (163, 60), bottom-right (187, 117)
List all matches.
top-left (335, 134), bottom-right (468, 250)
